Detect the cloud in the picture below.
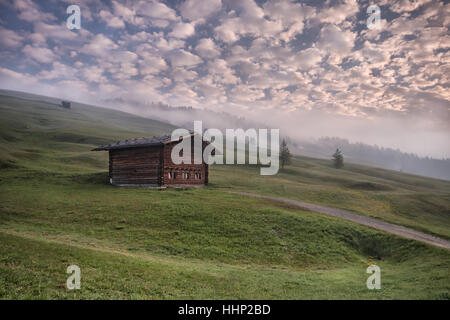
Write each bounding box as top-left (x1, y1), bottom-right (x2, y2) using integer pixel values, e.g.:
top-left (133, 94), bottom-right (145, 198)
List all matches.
top-left (33, 22), bottom-right (78, 40)
top-left (38, 61), bottom-right (76, 80)
top-left (231, 0), bottom-right (264, 19)
top-left (179, 0), bottom-right (222, 21)
top-left (214, 16), bottom-right (282, 44)
top-left (230, 86), bottom-right (265, 102)
top-left (171, 67), bottom-right (198, 82)
top-left (138, 0), bottom-right (177, 21)
top-left (0, 0), bottom-right (449, 158)
top-left (153, 36), bottom-right (185, 52)
top-left (81, 34), bottom-right (118, 57)
top-left (28, 32), bottom-right (46, 44)
top-left (99, 1), bottom-right (147, 28)
top-left (263, 0), bottom-right (314, 41)
top-left (169, 22), bottom-right (196, 39)
top-left (315, 0), bottom-right (359, 25)
top-left (139, 55), bottom-right (168, 75)
top-left (168, 49), bottom-right (203, 68)
top-left (22, 45), bottom-right (57, 63)
top-left (0, 67), bottom-right (35, 83)
top-left (214, 18), bottom-right (241, 43)
top-left (13, 0), bottom-right (55, 22)
top-left (194, 38), bottom-right (221, 58)
top-left (358, 40), bottom-right (390, 68)
top-left (213, 0), bottom-right (284, 44)
top-left (82, 65), bottom-right (106, 83)
top-left (99, 10), bottom-right (126, 28)
top-left (291, 47), bottom-right (323, 70)
top-left (0, 27), bottom-right (24, 47)
top-left (207, 59), bottom-right (239, 84)
top-left (112, 1), bottom-right (137, 22)
top-left (317, 24), bottom-right (356, 64)
top-left (390, 0), bottom-right (433, 13)
top-left (195, 77), bottom-right (226, 104)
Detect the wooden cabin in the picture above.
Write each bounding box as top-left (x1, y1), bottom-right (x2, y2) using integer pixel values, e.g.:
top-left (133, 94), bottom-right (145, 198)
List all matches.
top-left (92, 133), bottom-right (208, 187)
top-left (61, 101), bottom-right (71, 109)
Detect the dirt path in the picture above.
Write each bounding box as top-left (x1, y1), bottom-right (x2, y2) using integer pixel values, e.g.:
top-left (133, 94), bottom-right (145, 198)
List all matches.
top-left (230, 191), bottom-right (450, 250)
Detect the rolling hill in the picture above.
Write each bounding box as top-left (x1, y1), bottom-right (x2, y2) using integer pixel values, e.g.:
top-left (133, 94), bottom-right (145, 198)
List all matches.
top-left (0, 90), bottom-right (449, 299)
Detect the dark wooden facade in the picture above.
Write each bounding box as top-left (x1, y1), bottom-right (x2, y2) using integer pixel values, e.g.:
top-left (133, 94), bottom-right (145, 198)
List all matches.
top-left (93, 134), bottom-right (208, 187)
top-left (61, 101), bottom-right (71, 109)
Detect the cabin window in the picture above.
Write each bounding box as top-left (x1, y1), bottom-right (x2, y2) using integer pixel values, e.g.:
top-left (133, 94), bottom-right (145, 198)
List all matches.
top-left (168, 171), bottom-right (176, 179)
top-left (183, 172), bottom-right (190, 179)
top-left (195, 172), bottom-right (201, 179)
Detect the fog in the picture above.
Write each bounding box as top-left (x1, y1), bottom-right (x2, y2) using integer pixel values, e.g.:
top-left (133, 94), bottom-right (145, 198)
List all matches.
top-left (1, 79), bottom-right (449, 163)
top-left (116, 97), bottom-right (450, 160)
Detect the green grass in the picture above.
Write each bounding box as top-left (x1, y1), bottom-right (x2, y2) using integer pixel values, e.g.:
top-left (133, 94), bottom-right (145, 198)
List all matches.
top-left (211, 161), bottom-right (450, 240)
top-left (0, 92), bottom-right (449, 299)
top-left (1, 231), bottom-right (448, 300)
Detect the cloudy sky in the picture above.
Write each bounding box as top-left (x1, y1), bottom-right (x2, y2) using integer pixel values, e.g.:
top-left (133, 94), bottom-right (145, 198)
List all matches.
top-left (0, 0), bottom-right (449, 157)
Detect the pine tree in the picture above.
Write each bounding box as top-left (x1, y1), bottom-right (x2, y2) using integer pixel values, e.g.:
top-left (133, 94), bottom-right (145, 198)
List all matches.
top-left (332, 148), bottom-right (344, 168)
top-left (280, 139), bottom-right (291, 169)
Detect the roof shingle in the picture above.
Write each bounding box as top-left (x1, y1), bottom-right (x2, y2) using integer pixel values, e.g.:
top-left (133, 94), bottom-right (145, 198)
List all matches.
top-left (92, 133), bottom-right (195, 151)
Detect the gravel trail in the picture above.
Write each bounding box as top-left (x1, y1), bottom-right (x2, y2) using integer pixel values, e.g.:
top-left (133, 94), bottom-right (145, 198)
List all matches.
top-left (231, 191), bottom-right (450, 250)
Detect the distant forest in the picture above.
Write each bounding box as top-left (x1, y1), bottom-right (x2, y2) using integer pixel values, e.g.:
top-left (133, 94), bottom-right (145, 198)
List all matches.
top-left (292, 137), bottom-right (450, 181)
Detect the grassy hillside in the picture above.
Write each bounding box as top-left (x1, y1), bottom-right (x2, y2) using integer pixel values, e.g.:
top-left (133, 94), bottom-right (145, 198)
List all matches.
top-left (0, 92), bottom-right (449, 299)
top-left (211, 160), bottom-right (450, 240)
top-left (0, 90), bottom-right (176, 173)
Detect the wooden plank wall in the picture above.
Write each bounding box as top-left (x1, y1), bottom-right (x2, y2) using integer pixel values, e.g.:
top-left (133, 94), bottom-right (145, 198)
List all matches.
top-left (110, 146), bottom-right (162, 185)
top-left (162, 142), bottom-right (207, 186)
top-left (108, 140), bottom-right (209, 186)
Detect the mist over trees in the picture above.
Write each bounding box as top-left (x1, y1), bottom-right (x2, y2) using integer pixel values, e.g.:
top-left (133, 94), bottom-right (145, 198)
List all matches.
top-left (332, 148), bottom-right (344, 169)
top-left (280, 139), bottom-right (292, 169)
top-left (141, 101), bottom-right (450, 181)
top-left (292, 137), bottom-right (450, 181)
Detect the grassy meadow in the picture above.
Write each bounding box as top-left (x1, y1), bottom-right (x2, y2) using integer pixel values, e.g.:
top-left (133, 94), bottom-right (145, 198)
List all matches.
top-left (0, 92), bottom-right (449, 299)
